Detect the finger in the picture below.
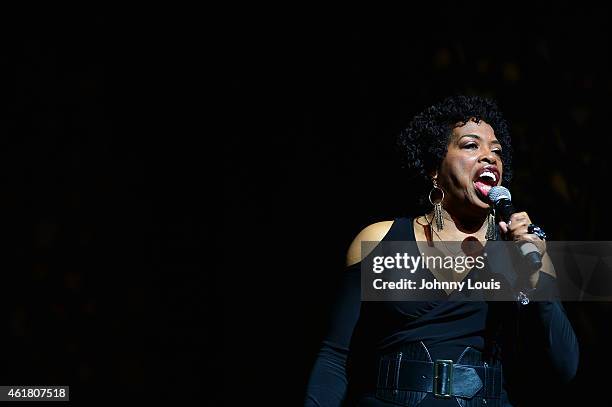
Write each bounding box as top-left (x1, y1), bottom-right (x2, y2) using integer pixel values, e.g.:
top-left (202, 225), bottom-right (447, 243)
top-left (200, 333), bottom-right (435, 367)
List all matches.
top-left (498, 221), bottom-right (508, 234)
top-left (512, 227), bottom-right (531, 241)
top-left (508, 219), bottom-right (530, 234)
top-left (518, 235), bottom-right (547, 254)
top-left (510, 223), bottom-right (529, 234)
top-left (509, 212), bottom-right (532, 225)
top-left (516, 233), bottom-right (540, 243)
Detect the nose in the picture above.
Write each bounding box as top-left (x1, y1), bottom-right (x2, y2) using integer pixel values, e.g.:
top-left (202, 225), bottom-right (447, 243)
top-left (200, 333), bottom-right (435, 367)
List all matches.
top-left (479, 149), bottom-right (498, 165)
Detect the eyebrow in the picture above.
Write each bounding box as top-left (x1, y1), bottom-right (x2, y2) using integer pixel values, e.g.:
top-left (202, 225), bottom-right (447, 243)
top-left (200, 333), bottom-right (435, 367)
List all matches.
top-left (459, 134), bottom-right (501, 146)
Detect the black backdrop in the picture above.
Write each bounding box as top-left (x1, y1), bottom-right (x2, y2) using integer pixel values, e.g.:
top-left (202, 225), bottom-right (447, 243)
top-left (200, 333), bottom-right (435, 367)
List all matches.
top-left (1, 10), bottom-right (202, 404)
top-left (2, 7), bottom-right (612, 406)
top-left (224, 10), bottom-right (612, 407)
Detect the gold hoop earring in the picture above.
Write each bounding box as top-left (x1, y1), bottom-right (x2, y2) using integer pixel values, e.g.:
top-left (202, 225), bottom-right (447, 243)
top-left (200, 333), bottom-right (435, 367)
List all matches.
top-left (428, 180), bottom-right (445, 232)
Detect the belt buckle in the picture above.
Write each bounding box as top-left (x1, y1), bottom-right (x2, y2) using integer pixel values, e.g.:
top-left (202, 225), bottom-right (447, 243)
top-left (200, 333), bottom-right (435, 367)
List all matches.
top-left (433, 359), bottom-right (454, 398)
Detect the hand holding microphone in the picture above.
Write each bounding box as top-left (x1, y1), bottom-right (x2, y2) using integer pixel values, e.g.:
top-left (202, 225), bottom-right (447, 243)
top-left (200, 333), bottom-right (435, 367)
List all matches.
top-left (488, 186), bottom-right (547, 272)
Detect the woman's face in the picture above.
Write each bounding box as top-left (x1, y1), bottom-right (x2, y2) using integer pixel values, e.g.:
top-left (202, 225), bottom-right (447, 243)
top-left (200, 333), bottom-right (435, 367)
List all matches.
top-left (436, 119), bottom-right (504, 214)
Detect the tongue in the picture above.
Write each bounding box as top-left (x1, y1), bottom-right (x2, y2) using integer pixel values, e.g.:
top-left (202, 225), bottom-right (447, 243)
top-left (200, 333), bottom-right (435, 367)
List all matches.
top-left (474, 181), bottom-right (492, 198)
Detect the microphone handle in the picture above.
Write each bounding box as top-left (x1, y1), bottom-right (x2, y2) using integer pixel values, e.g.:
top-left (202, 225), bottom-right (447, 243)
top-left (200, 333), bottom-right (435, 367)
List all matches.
top-left (520, 244), bottom-right (543, 271)
top-left (495, 198), bottom-right (515, 223)
top-left (495, 198), bottom-right (542, 271)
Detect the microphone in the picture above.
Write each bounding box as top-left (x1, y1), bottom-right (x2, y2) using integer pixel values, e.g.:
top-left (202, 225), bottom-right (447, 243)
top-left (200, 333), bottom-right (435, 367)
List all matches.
top-left (488, 186), bottom-right (543, 271)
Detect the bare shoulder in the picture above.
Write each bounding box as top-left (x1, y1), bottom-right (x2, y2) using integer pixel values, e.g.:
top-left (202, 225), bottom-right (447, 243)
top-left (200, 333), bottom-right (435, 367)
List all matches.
top-left (346, 221), bottom-right (394, 267)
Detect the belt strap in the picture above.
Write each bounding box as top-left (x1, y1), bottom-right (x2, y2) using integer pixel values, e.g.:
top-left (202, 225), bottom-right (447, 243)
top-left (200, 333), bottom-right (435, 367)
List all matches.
top-left (377, 355), bottom-right (502, 399)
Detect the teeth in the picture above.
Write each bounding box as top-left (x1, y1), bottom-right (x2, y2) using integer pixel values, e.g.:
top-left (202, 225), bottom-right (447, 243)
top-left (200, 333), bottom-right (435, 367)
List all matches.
top-left (480, 171), bottom-right (497, 182)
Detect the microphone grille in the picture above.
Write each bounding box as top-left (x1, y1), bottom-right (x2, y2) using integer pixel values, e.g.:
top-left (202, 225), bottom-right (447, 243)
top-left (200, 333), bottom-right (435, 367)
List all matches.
top-left (488, 186), bottom-right (512, 204)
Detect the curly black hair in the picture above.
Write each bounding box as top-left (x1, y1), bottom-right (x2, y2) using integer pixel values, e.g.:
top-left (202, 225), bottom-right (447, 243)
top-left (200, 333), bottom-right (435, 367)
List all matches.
top-left (397, 95), bottom-right (513, 209)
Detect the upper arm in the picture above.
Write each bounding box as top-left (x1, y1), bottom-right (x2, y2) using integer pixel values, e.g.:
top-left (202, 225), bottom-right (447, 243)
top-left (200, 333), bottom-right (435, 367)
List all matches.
top-left (345, 221), bottom-right (394, 267)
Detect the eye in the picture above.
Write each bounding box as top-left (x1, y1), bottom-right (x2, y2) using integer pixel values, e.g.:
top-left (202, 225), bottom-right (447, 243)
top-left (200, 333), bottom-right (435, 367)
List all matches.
top-left (463, 143), bottom-right (478, 149)
top-left (492, 149), bottom-right (502, 156)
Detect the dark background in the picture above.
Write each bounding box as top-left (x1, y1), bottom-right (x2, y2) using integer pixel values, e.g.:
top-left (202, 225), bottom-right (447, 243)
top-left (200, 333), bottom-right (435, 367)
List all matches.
top-left (224, 10), bottom-right (612, 407)
top-left (1, 10), bottom-right (202, 404)
top-left (1, 8), bottom-right (611, 407)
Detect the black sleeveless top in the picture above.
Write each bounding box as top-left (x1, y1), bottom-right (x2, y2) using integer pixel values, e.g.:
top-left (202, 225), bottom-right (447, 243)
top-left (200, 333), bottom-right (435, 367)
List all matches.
top-left (352, 217), bottom-right (492, 360)
top-left (304, 217), bottom-right (579, 407)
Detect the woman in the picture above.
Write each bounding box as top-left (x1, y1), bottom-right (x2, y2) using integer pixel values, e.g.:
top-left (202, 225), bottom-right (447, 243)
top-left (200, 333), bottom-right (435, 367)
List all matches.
top-left (304, 96), bottom-right (579, 406)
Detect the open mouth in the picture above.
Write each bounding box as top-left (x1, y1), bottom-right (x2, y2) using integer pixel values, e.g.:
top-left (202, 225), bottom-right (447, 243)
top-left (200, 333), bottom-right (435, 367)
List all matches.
top-left (473, 167), bottom-right (499, 200)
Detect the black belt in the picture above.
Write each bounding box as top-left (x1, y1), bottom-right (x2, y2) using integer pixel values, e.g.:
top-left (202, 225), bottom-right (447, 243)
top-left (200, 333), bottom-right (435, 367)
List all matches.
top-left (376, 342), bottom-right (503, 407)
